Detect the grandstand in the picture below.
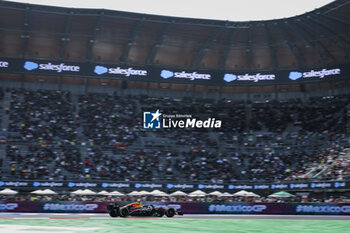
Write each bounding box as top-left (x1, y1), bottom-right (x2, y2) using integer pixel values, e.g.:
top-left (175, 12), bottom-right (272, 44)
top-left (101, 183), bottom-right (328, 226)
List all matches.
top-left (0, 0), bottom-right (349, 205)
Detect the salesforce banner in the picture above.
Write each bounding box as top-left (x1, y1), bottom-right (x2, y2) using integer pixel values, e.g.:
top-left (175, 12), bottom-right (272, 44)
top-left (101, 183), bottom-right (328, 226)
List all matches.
top-left (1, 201), bottom-right (350, 215)
top-left (0, 57), bottom-right (349, 85)
top-left (0, 180), bottom-right (348, 191)
top-left (0, 201), bottom-right (107, 213)
top-left (205, 203), bottom-right (350, 215)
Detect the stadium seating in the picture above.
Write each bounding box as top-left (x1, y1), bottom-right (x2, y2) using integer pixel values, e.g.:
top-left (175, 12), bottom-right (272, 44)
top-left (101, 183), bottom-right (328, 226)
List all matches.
top-left (1, 89), bottom-right (349, 183)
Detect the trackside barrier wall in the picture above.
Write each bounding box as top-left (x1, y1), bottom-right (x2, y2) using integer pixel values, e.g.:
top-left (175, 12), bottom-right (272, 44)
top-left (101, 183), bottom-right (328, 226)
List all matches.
top-left (1, 201), bottom-right (350, 215)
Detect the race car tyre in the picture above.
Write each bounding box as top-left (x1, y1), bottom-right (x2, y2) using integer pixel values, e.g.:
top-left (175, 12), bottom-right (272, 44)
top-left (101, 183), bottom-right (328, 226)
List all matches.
top-left (108, 208), bottom-right (119, 217)
top-left (149, 205), bottom-right (156, 216)
top-left (155, 209), bottom-right (164, 217)
top-left (107, 204), bottom-right (114, 211)
top-left (119, 207), bottom-right (129, 217)
top-left (165, 208), bottom-right (175, 217)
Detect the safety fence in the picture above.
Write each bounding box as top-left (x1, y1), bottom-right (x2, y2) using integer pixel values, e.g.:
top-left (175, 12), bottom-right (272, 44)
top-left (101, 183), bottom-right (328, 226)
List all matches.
top-left (1, 201), bottom-right (350, 215)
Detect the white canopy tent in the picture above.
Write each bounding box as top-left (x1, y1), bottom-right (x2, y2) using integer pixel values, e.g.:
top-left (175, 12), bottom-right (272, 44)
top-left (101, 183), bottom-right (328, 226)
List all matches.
top-left (71, 189), bottom-right (84, 195)
top-left (81, 189), bottom-right (96, 195)
top-left (169, 191), bottom-right (188, 196)
top-left (208, 191), bottom-right (222, 196)
top-left (31, 190), bottom-right (45, 195)
top-left (97, 190), bottom-right (110, 195)
top-left (219, 192), bottom-right (233, 197)
top-left (0, 188), bottom-right (18, 195)
top-left (127, 191), bottom-right (140, 196)
top-left (71, 189), bottom-right (96, 195)
top-left (233, 190), bottom-right (260, 197)
top-left (232, 190), bottom-right (251, 197)
top-left (188, 190), bottom-right (206, 197)
top-left (109, 191), bottom-right (125, 196)
top-left (40, 189), bottom-right (57, 195)
top-left (138, 190), bottom-right (151, 195)
top-left (150, 190), bottom-right (169, 196)
top-left (247, 192), bottom-right (260, 197)
top-left (268, 191), bottom-right (295, 198)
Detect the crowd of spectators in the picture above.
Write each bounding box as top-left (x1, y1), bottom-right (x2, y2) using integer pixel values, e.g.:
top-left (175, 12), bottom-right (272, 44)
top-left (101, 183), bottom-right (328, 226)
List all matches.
top-left (8, 89), bottom-right (78, 145)
top-left (6, 145), bottom-right (52, 179)
top-left (286, 146), bottom-right (349, 180)
top-left (323, 158), bottom-right (350, 180)
top-left (78, 93), bottom-right (139, 148)
top-left (249, 96), bottom-right (348, 135)
top-left (309, 148), bottom-right (350, 181)
top-left (0, 88), bottom-right (349, 183)
top-left (1, 193), bottom-right (350, 204)
top-left (297, 96), bottom-right (348, 134)
top-left (5, 144), bottom-right (172, 181)
top-left (4, 143), bottom-right (348, 183)
top-left (175, 148), bottom-right (239, 183)
top-left (250, 99), bottom-right (296, 132)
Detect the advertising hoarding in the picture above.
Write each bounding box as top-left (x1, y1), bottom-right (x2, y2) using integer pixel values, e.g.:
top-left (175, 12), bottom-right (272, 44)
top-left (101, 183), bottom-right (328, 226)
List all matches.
top-left (0, 57), bottom-right (348, 86)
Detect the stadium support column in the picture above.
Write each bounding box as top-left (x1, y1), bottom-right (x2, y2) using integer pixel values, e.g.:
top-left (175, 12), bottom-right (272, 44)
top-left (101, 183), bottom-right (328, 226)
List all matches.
top-left (60, 12), bottom-right (74, 60)
top-left (263, 23), bottom-right (278, 69)
top-left (142, 82), bottom-right (147, 95)
top-left (316, 82), bottom-right (321, 97)
top-left (185, 84), bottom-right (191, 97)
top-left (120, 17), bottom-right (145, 64)
top-left (245, 101), bottom-right (252, 128)
top-left (220, 28), bottom-right (236, 69)
top-left (20, 74), bottom-right (24, 89)
top-left (204, 85), bottom-right (208, 99)
top-left (0, 91), bottom-right (11, 131)
top-left (87, 10), bottom-right (104, 61)
top-left (300, 84), bottom-right (307, 99)
top-left (247, 24), bottom-right (253, 69)
top-left (146, 82), bottom-right (150, 96)
top-left (275, 85), bottom-right (279, 101)
top-left (58, 76), bottom-right (62, 91)
top-left (84, 77), bottom-right (88, 94)
top-left (192, 85), bottom-right (196, 98)
top-left (121, 80), bottom-right (127, 95)
top-left (247, 86), bottom-right (251, 102)
top-left (58, 12), bottom-right (73, 92)
top-left (20, 5), bottom-right (30, 58)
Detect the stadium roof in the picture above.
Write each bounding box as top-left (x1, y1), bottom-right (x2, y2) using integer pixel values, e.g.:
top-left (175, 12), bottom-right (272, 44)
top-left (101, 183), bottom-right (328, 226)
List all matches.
top-left (0, 0), bottom-right (349, 71)
top-left (7, 0), bottom-right (334, 21)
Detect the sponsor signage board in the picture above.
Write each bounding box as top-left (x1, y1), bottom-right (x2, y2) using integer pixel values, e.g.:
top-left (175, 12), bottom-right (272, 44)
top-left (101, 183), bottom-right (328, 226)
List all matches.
top-left (0, 180), bottom-right (348, 190)
top-left (1, 201), bottom-right (350, 215)
top-left (0, 57), bottom-right (348, 86)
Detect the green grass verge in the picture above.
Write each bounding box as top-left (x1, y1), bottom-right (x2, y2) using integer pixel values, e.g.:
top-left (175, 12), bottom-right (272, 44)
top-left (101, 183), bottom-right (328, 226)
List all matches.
top-left (0, 218), bottom-right (349, 233)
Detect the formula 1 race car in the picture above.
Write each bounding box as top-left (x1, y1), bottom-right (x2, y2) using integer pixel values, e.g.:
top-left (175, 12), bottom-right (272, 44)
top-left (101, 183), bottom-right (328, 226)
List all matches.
top-left (107, 202), bottom-right (183, 218)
